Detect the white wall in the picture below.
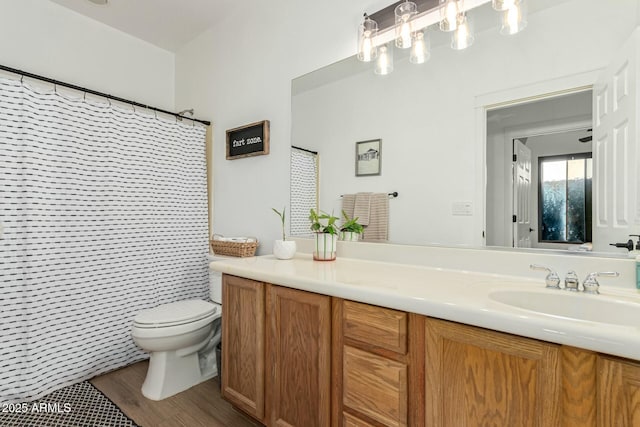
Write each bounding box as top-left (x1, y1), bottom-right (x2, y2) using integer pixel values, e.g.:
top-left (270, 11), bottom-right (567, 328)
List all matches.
top-left (486, 131), bottom-right (508, 247)
top-left (291, 0), bottom-right (638, 247)
top-left (175, 0), bottom-right (379, 254)
top-left (0, 0), bottom-right (175, 110)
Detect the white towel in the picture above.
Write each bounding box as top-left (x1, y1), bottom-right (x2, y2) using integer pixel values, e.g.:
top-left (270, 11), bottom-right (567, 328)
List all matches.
top-left (362, 193), bottom-right (389, 241)
top-left (354, 192), bottom-right (372, 226)
top-left (342, 194), bottom-right (355, 219)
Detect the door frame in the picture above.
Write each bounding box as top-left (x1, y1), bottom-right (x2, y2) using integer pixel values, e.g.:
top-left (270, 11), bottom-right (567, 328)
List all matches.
top-left (505, 119), bottom-right (593, 248)
top-left (475, 69), bottom-right (599, 248)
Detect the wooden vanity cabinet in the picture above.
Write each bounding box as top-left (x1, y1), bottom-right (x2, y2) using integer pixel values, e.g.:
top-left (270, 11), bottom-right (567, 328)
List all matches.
top-left (221, 274), bottom-right (266, 422)
top-left (222, 273), bottom-right (640, 427)
top-left (425, 318), bottom-right (562, 427)
top-left (332, 299), bottom-right (425, 427)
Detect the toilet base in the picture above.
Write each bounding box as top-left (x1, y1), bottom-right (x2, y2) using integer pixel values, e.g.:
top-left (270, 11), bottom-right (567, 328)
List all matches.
top-left (141, 349), bottom-right (217, 400)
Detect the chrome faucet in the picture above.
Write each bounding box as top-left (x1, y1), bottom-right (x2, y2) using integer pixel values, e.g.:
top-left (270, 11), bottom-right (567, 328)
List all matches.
top-left (582, 272), bottom-right (620, 294)
top-left (564, 271), bottom-right (579, 291)
top-left (530, 264), bottom-right (561, 289)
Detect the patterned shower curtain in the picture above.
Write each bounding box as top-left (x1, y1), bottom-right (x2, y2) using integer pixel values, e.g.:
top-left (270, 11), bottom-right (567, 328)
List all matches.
top-left (0, 76), bottom-right (210, 403)
top-left (290, 147), bottom-right (318, 236)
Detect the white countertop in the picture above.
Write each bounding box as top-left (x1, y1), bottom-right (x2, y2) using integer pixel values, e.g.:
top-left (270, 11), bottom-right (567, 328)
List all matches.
top-left (210, 253), bottom-right (640, 361)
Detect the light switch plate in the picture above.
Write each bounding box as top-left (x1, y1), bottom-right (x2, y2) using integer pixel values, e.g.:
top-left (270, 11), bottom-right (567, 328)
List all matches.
top-left (452, 201), bottom-right (473, 216)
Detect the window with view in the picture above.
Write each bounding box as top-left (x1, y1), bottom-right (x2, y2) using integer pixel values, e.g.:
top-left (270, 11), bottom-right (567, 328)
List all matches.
top-left (538, 154), bottom-right (592, 243)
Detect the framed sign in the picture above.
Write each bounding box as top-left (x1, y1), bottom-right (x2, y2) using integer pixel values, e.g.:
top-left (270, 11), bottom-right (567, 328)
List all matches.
top-left (355, 139), bottom-right (381, 176)
top-left (226, 120), bottom-right (270, 160)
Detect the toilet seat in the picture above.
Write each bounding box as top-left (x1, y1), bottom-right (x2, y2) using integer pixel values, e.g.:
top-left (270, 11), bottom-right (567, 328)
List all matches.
top-left (134, 300), bottom-right (217, 328)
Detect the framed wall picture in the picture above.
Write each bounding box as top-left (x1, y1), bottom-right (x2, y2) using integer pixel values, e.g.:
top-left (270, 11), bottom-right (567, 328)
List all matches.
top-left (355, 139), bottom-right (381, 176)
top-left (226, 120), bottom-right (270, 160)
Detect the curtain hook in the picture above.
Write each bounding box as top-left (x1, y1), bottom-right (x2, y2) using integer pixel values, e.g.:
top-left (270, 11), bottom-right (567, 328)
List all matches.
top-left (154, 110), bottom-right (157, 119)
top-left (20, 75), bottom-right (24, 84)
top-left (54, 83), bottom-right (57, 93)
top-left (108, 98), bottom-right (112, 107)
top-left (132, 104), bottom-right (136, 113)
top-left (83, 92), bottom-right (87, 101)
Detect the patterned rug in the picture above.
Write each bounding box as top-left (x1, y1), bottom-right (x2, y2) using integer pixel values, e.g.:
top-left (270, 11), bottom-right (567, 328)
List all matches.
top-left (0, 381), bottom-right (140, 427)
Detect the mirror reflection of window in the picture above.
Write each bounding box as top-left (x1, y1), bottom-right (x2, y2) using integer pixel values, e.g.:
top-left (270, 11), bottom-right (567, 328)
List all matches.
top-left (539, 154), bottom-right (592, 244)
top-left (290, 147), bottom-right (318, 236)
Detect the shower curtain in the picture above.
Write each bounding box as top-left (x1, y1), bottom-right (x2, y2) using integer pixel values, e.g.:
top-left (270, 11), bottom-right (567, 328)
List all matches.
top-left (290, 147), bottom-right (318, 236)
top-left (0, 76), bottom-right (209, 403)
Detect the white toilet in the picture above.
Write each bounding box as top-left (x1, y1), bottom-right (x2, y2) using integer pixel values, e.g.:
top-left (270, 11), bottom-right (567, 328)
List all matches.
top-left (131, 257), bottom-right (223, 400)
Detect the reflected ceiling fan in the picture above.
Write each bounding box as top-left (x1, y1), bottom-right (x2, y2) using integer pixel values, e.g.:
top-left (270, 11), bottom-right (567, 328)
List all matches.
top-left (579, 128), bottom-right (592, 143)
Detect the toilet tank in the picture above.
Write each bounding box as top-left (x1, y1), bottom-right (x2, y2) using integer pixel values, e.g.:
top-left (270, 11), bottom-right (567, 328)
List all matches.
top-left (207, 254), bottom-right (224, 304)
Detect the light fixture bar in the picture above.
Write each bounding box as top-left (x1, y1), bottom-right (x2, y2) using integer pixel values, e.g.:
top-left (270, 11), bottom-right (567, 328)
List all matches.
top-left (369, 0), bottom-right (491, 48)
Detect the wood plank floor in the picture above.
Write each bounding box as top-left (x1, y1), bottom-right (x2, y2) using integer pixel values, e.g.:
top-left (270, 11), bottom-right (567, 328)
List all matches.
top-left (90, 361), bottom-right (261, 427)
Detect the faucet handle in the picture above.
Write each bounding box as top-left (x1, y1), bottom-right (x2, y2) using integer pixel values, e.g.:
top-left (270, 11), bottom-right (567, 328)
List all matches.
top-left (564, 270), bottom-right (579, 291)
top-left (530, 264), bottom-right (561, 289)
top-left (583, 271), bottom-right (620, 294)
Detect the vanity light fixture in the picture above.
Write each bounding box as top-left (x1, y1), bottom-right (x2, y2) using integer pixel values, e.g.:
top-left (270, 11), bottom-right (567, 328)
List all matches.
top-left (395, 0), bottom-right (418, 49)
top-left (358, 0), bottom-right (528, 74)
top-left (439, 0), bottom-right (462, 32)
top-left (451, 13), bottom-right (474, 50)
top-left (410, 30), bottom-right (430, 64)
top-left (357, 14), bottom-right (379, 62)
top-left (375, 44), bottom-right (394, 75)
top-left (499, 1), bottom-right (527, 35)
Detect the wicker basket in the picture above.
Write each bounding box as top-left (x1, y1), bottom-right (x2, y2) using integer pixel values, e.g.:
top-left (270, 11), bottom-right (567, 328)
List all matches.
top-left (210, 235), bottom-right (258, 257)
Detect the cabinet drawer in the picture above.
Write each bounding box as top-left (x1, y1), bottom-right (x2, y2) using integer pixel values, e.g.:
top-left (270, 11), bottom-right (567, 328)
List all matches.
top-left (343, 300), bottom-right (407, 354)
top-left (343, 345), bottom-right (408, 427)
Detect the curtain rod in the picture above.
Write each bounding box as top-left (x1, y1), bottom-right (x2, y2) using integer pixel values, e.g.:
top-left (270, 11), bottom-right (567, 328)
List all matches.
top-left (291, 145), bottom-right (318, 155)
top-left (0, 64), bottom-right (211, 126)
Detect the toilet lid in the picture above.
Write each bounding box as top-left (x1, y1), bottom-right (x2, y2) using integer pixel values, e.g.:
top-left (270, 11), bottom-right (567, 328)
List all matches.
top-left (134, 300), bottom-right (217, 327)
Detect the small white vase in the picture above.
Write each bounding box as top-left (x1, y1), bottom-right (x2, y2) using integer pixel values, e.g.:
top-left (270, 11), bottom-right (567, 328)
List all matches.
top-left (340, 231), bottom-right (360, 242)
top-left (313, 233), bottom-right (337, 261)
top-left (273, 240), bottom-right (296, 260)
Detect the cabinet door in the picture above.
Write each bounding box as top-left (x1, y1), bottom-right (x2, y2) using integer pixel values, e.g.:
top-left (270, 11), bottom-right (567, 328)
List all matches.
top-left (597, 355), bottom-right (640, 426)
top-left (221, 274), bottom-right (265, 422)
top-left (266, 285), bottom-right (331, 427)
top-left (425, 318), bottom-right (561, 427)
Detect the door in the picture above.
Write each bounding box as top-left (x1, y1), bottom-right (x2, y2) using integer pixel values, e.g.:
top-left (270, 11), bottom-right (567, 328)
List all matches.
top-left (597, 355), bottom-right (640, 426)
top-left (221, 275), bottom-right (266, 422)
top-left (513, 138), bottom-right (533, 248)
top-left (592, 28), bottom-right (639, 252)
top-left (425, 318), bottom-right (561, 426)
top-left (266, 285), bottom-right (331, 427)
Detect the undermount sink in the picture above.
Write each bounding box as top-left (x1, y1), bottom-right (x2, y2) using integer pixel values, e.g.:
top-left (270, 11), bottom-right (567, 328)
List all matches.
top-left (489, 289), bottom-right (640, 327)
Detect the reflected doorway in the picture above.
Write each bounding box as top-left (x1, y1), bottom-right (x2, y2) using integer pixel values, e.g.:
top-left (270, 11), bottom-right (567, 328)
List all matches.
top-left (486, 90), bottom-right (593, 249)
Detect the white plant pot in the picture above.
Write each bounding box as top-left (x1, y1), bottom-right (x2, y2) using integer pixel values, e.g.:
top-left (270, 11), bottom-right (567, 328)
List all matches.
top-left (340, 231), bottom-right (360, 242)
top-left (273, 240), bottom-right (296, 260)
top-left (313, 233), bottom-right (337, 261)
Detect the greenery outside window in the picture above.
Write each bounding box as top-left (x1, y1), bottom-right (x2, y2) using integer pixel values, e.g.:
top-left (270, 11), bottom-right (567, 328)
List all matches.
top-left (538, 153), bottom-right (592, 244)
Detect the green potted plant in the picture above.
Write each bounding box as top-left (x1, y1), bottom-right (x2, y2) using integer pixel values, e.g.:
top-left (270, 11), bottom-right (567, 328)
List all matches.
top-left (272, 207), bottom-right (296, 260)
top-left (340, 210), bottom-right (364, 241)
top-left (309, 208), bottom-right (339, 261)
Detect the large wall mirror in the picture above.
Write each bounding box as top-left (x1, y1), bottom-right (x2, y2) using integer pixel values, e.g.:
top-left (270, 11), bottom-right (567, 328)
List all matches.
top-left (290, 0), bottom-right (640, 256)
